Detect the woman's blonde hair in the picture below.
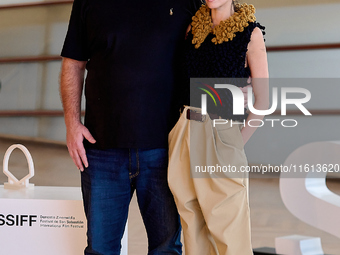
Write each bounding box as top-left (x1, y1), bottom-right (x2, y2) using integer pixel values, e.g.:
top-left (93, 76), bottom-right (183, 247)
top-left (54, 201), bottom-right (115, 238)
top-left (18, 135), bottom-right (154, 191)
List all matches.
top-left (233, 0), bottom-right (240, 12)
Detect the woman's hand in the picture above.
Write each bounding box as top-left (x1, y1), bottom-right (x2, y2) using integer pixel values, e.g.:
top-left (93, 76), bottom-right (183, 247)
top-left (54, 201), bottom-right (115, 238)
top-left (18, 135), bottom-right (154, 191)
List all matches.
top-left (185, 25), bottom-right (192, 39)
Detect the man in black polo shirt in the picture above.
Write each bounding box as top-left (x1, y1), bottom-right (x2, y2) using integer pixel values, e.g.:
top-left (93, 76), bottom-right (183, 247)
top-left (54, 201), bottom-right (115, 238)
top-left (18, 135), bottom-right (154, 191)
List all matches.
top-left (60, 0), bottom-right (201, 254)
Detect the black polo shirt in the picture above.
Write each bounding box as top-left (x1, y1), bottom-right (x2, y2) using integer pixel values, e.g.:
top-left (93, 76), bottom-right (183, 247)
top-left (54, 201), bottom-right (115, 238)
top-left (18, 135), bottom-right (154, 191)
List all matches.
top-left (61, 0), bottom-right (200, 149)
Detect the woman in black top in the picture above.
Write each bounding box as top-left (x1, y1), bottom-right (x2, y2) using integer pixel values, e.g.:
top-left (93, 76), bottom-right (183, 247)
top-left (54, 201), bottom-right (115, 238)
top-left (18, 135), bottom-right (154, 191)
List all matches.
top-left (168, 0), bottom-right (269, 254)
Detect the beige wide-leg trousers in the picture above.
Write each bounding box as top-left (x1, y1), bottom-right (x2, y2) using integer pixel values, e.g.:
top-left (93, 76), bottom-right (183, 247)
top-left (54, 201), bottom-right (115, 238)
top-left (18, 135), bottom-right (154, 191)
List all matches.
top-left (168, 106), bottom-right (253, 255)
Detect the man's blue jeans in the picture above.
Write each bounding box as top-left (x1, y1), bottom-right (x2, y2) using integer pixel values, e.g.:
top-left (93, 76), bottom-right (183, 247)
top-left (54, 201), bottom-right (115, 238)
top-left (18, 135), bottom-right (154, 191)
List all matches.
top-left (81, 148), bottom-right (182, 255)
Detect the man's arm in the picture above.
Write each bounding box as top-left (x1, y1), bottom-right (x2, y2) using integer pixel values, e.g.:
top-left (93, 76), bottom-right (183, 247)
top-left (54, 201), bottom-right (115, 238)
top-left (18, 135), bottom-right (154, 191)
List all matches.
top-left (60, 57), bottom-right (96, 171)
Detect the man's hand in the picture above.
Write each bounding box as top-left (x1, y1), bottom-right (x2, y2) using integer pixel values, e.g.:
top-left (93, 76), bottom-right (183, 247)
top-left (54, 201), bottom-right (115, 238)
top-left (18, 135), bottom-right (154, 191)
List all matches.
top-left (66, 122), bottom-right (96, 171)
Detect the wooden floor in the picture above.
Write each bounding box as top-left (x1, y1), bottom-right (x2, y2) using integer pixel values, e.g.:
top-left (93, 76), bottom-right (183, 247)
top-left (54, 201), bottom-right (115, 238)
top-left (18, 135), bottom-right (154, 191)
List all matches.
top-left (0, 137), bottom-right (339, 254)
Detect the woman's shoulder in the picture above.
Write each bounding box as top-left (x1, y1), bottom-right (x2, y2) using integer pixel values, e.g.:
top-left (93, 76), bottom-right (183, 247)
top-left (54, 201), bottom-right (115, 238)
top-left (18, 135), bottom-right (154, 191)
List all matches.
top-left (245, 22), bottom-right (266, 40)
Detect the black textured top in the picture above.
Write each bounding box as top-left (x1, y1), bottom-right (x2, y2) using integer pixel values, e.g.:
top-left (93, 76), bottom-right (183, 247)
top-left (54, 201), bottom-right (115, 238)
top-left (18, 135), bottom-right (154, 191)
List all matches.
top-left (61, 0), bottom-right (201, 149)
top-left (182, 21), bottom-right (265, 120)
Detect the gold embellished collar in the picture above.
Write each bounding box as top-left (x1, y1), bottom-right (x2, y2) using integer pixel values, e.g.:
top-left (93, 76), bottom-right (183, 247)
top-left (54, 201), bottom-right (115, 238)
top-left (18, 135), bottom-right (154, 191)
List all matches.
top-left (191, 3), bottom-right (256, 49)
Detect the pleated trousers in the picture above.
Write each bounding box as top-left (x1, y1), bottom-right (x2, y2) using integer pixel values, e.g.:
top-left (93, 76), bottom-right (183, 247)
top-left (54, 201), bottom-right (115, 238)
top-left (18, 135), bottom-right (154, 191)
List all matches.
top-left (168, 106), bottom-right (253, 255)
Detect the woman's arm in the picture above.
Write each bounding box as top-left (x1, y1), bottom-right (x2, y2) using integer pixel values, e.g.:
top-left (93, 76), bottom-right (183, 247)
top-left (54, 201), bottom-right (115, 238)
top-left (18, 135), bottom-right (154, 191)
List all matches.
top-left (241, 27), bottom-right (269, 144)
